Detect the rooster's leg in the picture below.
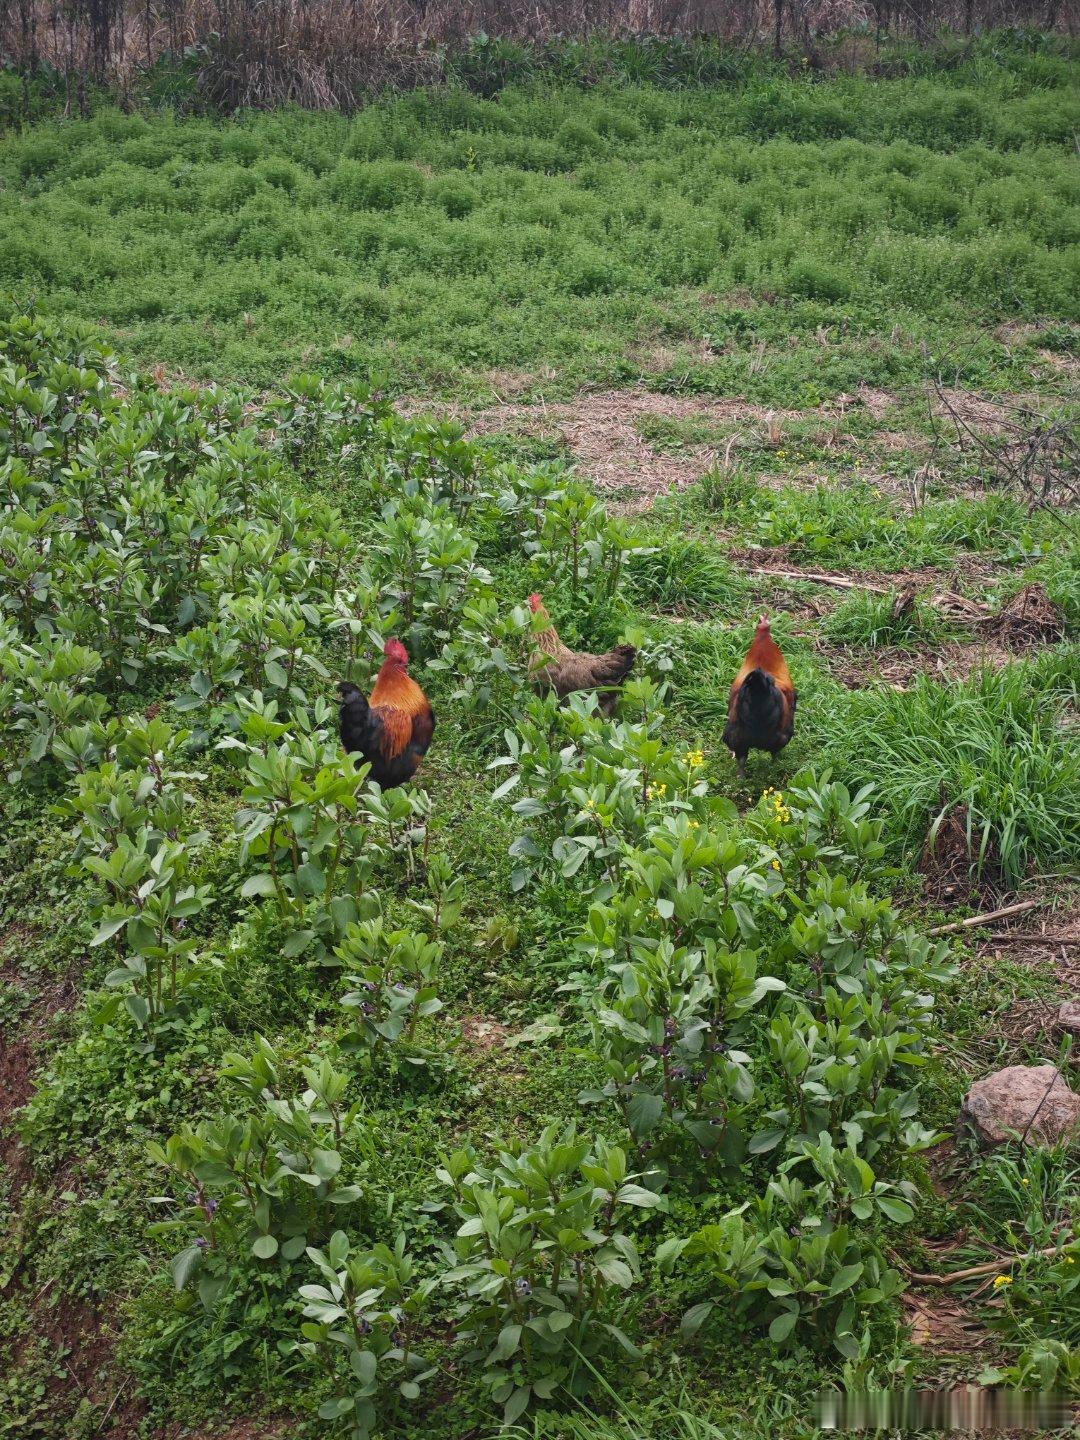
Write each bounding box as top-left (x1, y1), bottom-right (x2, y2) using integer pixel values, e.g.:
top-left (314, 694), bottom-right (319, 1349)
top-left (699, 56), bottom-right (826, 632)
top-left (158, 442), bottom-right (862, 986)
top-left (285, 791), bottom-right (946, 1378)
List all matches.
top-left (736, 756), bottom-right (746, 780)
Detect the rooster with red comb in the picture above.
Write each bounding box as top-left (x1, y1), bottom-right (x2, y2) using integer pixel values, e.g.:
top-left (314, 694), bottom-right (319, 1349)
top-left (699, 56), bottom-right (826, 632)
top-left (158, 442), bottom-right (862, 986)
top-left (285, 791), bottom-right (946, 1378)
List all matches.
top-left (722, 613), bottom-right (796, 778)
top-left (338, 638), bottom-right (435, 789)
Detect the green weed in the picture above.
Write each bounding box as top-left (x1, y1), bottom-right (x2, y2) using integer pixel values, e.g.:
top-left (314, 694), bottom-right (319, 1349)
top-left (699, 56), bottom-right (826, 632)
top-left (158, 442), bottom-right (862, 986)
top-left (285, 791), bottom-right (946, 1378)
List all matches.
top-left (1, 64), bottom-right (1077, 393)
top-left (823, 650), bottom-right (1080, 884)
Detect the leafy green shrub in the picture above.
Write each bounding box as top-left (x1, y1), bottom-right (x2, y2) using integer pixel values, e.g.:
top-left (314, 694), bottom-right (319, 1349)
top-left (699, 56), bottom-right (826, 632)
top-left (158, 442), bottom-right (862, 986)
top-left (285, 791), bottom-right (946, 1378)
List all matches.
top-left (254, 157), bottom-right (302, 193)
top-left (328, 159), bottom-right (426, 211)
top-left (149, 1037), bottom-right (367, 1290)
top-left (336, 917), bottom-right (445, 1067)
top-left (661, 1132), bottom-right (912, 1358)
top-left (554, 119), bottom-right (605, 162)
top-left (578, 913), bottom-right (781, 1160)
top-left (436, 1125), bottom-right (663, 1424)
top-left (785, 258), bottom-right (851, 302)
top-left (294, 1232), bottom-right (438, 1437)
top-left (430, 178), bottom-right (478, 218)
top-left (561, 244), bottom-right (622, 296)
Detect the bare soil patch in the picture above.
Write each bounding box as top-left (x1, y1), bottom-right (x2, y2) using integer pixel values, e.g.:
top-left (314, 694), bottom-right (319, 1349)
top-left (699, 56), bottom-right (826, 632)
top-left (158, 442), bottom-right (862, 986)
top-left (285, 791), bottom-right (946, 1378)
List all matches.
top-left (428, 389), bottom-right (802, 511)
top-left (932, 388), bottom-right (1029, 435)
top-left (819, 581), bottom-right (1066, 694)
top-left (903, 1289), bottom-right (991, 1357)
top-left (844, 384), bottom-right (899, 421)
top-left (458, 1013), bottom-right (514, 1052)
top-left (730, 556), bottom-right (1013, 598)
top-left (151, 1419), bottom-right (295, 1440)
top-left (401, 387), bottom-right (927, 512)
top-left (1037, 346), bottom-right (1079, 378)
top-left (824, 637), bottom-right (1019, 692)
top-left (977, 899), bottom-right (1080, 989)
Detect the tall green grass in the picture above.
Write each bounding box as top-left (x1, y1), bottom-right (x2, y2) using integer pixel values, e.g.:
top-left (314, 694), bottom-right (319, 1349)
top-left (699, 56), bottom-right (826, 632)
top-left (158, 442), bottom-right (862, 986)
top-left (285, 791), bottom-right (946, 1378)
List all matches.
top-left (822, 591), bottom-right (959, 650)
top-left (1, 63), bottom-right (1077, 389)
top-left (822, 648), bottom-right (1080, 885)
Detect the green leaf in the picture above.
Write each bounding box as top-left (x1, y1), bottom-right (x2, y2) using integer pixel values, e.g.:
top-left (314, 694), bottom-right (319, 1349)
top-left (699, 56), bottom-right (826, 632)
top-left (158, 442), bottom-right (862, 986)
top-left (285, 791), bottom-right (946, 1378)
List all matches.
top-left (769, 1308), bottom-right (799, 1343)
top-left (491, 1324), bottom-right (521, 1362)
top-left (198, 1273), bottom-right (227, 1310)
top-left (615, 1182), bottom-right (663, 1209)
top-left (318, 1398), bottom-right (354, 1420)
top-left (854, 1288), bottom-right (884, 1304)
top-left (748, 1127), bottom-right (786, 1154)
top-left (626, 1091), bottom-right (664, 1137)
top-left (282, 928), bottom-right (315, 957)
top-left (90, 915), bottom-right (129, 947)
top-left (503, 1386), bottom-right (531, 1426)
top-left (655, 1237), bottom-right (688, 1272)
top-left (170, 1243), bottom-right (202, 1292)
top-left (828, 1263), bottom-right (864, 1297)
top-left (680, 1301), bottom-right (714, 1339)
top-left (312, 1149), bottom-right (342, 1181)
top-left (594, 1254), bottom-right (634, 1287)
top-left (125, 994), bottom-right (150, 1027)
top-left (296, 861), bottom-right (325, 896)
top-left (240, 873), bottom-right (278, 899)
top-left (877, 1196), bottom-right (915, 1224)
top-left (602, 1322), bottom-right (641, 1357)
top-left (350, 1349), bottom-right (377, 1386)
top-left (252, 1234), bottom-right (279, 1259)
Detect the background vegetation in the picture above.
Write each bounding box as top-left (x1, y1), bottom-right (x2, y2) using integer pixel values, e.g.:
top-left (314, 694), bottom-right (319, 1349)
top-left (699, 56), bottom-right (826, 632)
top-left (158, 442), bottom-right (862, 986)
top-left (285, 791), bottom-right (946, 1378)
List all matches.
top-left (2, 2), bottom-right (1073, 115)
top-left (2, 40), bottom-right (1078, 388)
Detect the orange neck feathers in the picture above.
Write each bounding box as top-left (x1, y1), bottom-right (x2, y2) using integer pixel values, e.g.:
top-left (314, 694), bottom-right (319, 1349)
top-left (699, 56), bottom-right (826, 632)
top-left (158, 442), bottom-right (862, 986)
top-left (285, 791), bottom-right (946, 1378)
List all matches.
top-left (745, 622), bottom-right (792, 690)
top-left (369, 659), bottom-right (427, 713)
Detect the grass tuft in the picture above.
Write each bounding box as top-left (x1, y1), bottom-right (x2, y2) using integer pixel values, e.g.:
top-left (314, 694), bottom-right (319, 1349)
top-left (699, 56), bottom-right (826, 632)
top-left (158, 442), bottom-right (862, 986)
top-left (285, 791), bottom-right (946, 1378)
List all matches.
top-left (823, 648), bottom-right (1080, 884)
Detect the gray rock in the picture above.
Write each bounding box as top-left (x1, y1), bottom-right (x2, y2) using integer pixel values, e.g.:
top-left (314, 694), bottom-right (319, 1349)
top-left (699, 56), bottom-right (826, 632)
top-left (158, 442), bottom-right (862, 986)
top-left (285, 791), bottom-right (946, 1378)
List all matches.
top-left (959, 1063), bottom-right (1080, 1148)
top-left (1057, 1000), bottom-right (1080, 1038)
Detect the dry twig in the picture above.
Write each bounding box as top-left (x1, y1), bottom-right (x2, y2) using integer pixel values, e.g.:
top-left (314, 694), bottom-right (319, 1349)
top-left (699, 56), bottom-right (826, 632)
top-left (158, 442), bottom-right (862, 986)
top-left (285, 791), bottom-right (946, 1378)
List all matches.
top-left (926, 899), bottom-right (1040, 936)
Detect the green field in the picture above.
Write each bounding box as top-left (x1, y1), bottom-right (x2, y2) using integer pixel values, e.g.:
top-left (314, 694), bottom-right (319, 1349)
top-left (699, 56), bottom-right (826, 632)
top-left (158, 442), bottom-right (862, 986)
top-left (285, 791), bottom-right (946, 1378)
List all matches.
top-left (2, 35), bottom-right (1079, 1440)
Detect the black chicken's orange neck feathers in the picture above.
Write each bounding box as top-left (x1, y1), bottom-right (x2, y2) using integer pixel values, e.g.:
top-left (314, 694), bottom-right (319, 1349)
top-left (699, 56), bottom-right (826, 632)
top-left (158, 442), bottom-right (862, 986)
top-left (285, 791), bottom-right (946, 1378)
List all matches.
top-left (368, 660), bottom-right (429, 715)
top-left (733, 625), bottom-right (794, 694)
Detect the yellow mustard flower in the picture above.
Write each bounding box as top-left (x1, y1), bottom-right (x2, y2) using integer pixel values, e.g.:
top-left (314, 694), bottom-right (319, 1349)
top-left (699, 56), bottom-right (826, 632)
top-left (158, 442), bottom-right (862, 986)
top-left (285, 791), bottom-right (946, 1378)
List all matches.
top-left (992, 1275), bottom-right (1012, 1289)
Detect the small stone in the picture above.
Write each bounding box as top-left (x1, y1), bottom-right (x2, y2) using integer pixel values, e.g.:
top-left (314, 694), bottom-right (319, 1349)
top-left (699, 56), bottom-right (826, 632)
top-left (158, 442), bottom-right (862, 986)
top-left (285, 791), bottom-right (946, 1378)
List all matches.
top-left (959, 1064), bottom-right (1080, 1148)
top-left (1057, 1001), bottom-right (1080, 1038)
